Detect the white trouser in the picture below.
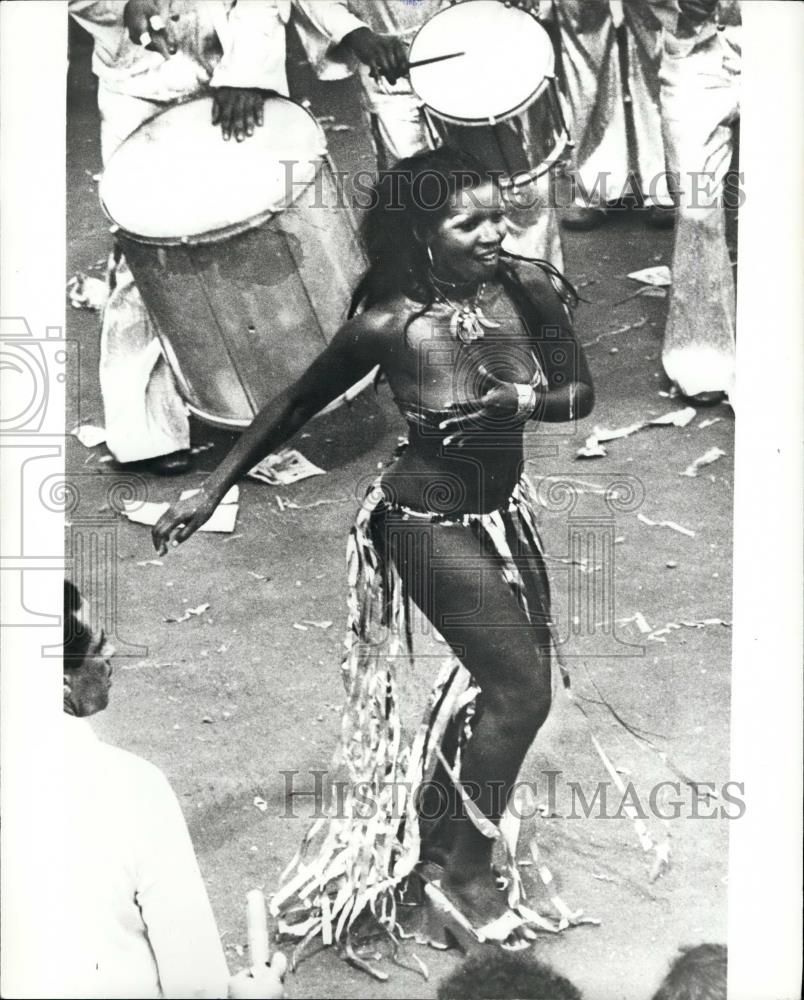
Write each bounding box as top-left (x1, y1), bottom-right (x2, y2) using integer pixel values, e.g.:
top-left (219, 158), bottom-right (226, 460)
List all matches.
top-left (98, 86), bottom-right (191, 462)
top-left (555, 0), bottom-right (670, 206)
top-left (660, 27), bottom-right (740, 398)
top-left (359, 73), bottom-right (564, 269)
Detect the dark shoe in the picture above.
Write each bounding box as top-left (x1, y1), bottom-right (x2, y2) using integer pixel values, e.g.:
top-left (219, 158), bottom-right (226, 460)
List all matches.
top-left (144, 449), bottom-right (193, 475)
top-left (681, 390), bottom-right (727, 407)
top-left (561, 205), bottom-right (607, 231)
top-left (646, 205), bottom-right (677, 229)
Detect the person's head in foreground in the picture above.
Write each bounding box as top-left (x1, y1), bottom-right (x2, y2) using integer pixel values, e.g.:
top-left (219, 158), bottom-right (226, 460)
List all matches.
top-left (436, 948), bottom-right (583, 1000)
top-left (651, 944), bottom-right (727, 1000)
top-left (63, 578), bottom-right (114, 717)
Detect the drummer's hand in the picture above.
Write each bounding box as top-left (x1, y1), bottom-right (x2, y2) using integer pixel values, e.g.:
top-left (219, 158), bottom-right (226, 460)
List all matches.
top-left (228, 955), bottom-right (287, 999)
top-left (152, 490), bottom-right (219, 555)
top-left (343, 28), bottom-right (408, 85)
top-left (124, 0), bottom-right (177, 59)
top-left (211, 87), bottom-right (272, 142)
top-left (438, 366), bottom-right (530, 444)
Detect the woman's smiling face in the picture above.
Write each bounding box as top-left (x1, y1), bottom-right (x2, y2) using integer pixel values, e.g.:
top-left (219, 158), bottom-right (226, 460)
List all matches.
top-left (427, 182), bottom-right (508, 284)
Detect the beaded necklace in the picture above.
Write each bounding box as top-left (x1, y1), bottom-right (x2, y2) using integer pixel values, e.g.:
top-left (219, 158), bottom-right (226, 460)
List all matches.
top-left (429, 272), bottom-right (501, 343)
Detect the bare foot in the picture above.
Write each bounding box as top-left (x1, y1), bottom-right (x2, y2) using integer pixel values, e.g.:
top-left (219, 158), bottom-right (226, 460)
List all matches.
top-left (439, 867), bottom-right (509, 929)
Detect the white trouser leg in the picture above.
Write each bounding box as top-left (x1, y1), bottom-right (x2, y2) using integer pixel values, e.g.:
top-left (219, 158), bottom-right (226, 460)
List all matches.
top-left (660, 28), bottom-right (740, 398)
top-left (98, 86), bottom-right (190, 461)
top-left (555, 0), bottom-right (666, 205)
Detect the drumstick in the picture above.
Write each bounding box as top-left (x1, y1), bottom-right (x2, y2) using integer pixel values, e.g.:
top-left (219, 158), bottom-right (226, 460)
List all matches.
top-left (407, 50), bottom-right (466, 70)
top-left (246, 889), bottom-right (270, 973)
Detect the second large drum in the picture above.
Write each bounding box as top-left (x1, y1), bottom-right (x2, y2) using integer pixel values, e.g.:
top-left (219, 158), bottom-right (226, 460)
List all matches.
top-left (99, 96), bottom-right (366, 428)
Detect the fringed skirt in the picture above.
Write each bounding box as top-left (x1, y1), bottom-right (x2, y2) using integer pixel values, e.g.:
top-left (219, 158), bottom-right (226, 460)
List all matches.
top-left (269, 472), bottom-right (590, 973)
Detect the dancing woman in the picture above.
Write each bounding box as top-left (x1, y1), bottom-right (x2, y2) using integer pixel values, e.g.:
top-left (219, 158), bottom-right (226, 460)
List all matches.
top-left (153, 147), bottom-right (594, 955)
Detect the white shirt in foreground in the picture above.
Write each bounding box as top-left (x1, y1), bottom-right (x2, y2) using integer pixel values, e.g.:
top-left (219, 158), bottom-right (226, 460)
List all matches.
top-left (59, 715), bottom-right (229, 999)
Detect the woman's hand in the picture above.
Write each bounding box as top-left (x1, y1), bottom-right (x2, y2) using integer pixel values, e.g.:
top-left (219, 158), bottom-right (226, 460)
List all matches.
top-left (438, 366), bottom-right (536, 444)
top-left (152, 489), bottom-right (220, 555)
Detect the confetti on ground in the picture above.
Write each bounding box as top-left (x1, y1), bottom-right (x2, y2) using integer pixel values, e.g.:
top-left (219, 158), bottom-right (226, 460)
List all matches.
top-left (122, 499), bottom-right (238, 533)
top-left (637, 513), bottom-right (696, 538)
top-left (582, 317), bottom-right (648, 347)
top-left (576, 408), bottom-right (696, 458)
top-left (281, 497), bottom-right (349, 510)
top-left (164, 602), bottom-right (210, 624)
top-left (248, 448), bottom-right (326, 486)
top-left (71, 424), bottom-right (107, 448)
top-left (681, 447), bottom-right (726, 478)
top-left (67, 273), bottom-right (107, 311)
top-left (650, 407), bottom-right (696, 428)
top-left (648, 618), bottom-right (731, 642)
top-left (627, 265), bottom-right (672, 286)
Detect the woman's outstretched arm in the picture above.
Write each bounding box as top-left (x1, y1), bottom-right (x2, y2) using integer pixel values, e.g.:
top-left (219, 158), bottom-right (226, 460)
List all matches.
top-left (152, 315), bottom-right (377, 553)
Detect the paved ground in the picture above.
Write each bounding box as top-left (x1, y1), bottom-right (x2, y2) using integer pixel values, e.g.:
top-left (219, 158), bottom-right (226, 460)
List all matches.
top-left (66, 29), bottom-right (735, 1000)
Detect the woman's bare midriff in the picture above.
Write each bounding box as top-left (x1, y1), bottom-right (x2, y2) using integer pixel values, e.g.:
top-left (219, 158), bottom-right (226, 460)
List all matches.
top-left (380, 440), bottom-right (525, 516)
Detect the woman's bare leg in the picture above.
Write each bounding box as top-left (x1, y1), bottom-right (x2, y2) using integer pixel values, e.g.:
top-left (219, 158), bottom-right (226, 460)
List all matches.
top-left (387, 514), bottom-right (552, 924)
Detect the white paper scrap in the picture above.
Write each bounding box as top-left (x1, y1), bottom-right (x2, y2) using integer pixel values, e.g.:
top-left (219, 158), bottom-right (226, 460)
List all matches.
top-left (248, 448), bottom-right (326, 486)
top-left (637, 513), bottom-right (696, 538)
top-left (649, 407), bottom-right (696, 428)
top-left (681, 447), bottom-right (726, 478)
top-left (627, 265), bottom-right (672, 286)
top-left (71, 424), bottom-right (107, 449)
top-left (122, 499), bottom-right (238, 533)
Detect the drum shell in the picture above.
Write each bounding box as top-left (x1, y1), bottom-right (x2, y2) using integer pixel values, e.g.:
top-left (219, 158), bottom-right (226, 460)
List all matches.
top-left (119, 163), bottom-right (366, 428)
top-left (422, 77), bottom-right (569, 186)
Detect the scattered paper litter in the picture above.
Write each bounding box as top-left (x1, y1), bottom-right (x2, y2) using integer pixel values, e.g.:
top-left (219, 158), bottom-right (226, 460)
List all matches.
top-left (253, 796), bottom-right (268, 813)
top-left (633, 612), bottom-right (652, 635)
top-left (576, 409), bottom-right (695, 458)
top-left (681, 447), bottom-right (726, 478)
top-left (411, 954), bottom-right (429, 981)
top-left (180, 485), bottom-right (239, 504)
top-left (637, 513), bottom-right (696, 537)
top-left (248, 448), bottom-right (326, 486)
top-left (67, 273), bottom-right (108, 311)
top-left (164, 602), bottom-right (209, 623)
top-left (583, 317), bottom-right (647, 347)
top-left (135, 559), bottom-right (163, 567)
top-left (71, 424), bottom-right (107, 449)
top-left (122, 499), bottom-right (238, 533)
top-left (649, 407), bottom-right (696, 428)
top-left (627, 265), bottom-right (672, 286)
top-left (190, 442), bottom-right (215, 455)
top-left (301, 619), bottom-right (333, 630)
top-left (698, 417), bottom-right (722, 429)
top-left (648, 618), bottom-right (730, 642)
top-left (292, 623), bottom-right (308, 631)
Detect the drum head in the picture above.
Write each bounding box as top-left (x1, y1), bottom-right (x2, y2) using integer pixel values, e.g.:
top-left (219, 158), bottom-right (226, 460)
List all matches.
top-left (409, 0), bottom-right (554, 124)
top-left (100, 96), bottom-right (326, 242)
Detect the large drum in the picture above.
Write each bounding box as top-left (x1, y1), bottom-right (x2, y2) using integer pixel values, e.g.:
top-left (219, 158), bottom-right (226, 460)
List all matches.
top-left (99, 96), bottom-right (367, 428)
top-left (408, 0), bottom-right (570, 187)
